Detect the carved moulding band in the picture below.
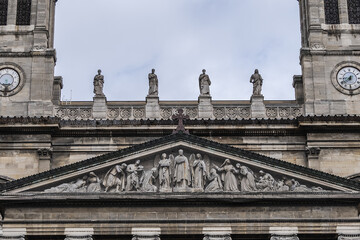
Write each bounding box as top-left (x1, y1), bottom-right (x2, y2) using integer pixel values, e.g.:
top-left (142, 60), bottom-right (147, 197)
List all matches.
top-left (331, 61), bottom-right (360, 95)
top-left (65, 236), bottom-right (93, 240)
top-left (132, 236), bottom-right (160, 240)
top-left (270, 235), bottom-right (299, 240)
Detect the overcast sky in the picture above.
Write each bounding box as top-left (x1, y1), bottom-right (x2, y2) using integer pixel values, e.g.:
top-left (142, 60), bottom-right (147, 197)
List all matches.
top-left (54, 0), bottom-right (301, 101)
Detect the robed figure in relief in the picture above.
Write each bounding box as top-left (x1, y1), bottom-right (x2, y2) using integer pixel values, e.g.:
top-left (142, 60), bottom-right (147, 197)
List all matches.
top-left (191, 153), bottom-right (208, 190)
top-left (214, 159), bottom-right (239, 192)
top-left (205, 168), bottom-right (223, 192)
top-left (174, 149), bottom-right (192, 189)
top-left (103, 163), bottom-right (127, 192)
top-left (158, 153), bottom-right (173, 192)
top-left (125, 160), bottom-right (144, 191)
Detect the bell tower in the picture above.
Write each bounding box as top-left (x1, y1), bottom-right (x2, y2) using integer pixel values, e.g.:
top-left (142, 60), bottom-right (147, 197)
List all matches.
top-left (0, 0), bottom-right (59, 116)
top-left (297, 0), bottom-right (360, 115)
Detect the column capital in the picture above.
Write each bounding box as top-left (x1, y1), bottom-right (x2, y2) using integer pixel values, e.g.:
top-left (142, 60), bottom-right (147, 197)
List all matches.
top-left (338, 235), bottom-right (360, 240)
top-left (270, 235), bottom-right (299, 240)
top-left (203, 234), bottom-right (232, 240)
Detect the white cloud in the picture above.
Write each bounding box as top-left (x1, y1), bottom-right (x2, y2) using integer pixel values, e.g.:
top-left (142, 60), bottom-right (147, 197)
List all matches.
top-left (54, 0), bottom-right (301, 101)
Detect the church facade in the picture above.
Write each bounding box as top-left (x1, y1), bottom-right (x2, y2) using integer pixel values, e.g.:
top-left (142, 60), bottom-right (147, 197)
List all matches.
top-left (1, 1), bottom-right (360, 240)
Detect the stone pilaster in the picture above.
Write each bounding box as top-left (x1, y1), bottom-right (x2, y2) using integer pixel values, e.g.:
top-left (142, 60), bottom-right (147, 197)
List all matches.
top-left (37, 148), bottom-right (53, 172)
top-left (53, 76), bottom-right (63, 105)
top-left (92, 96), bottom-right (107, 120)
top-left (250, 95), bottom-right (266, 118)
top-left (305, 147), bottom-right (321, 170)
top-left (132, 228), bottom-right (161, 240)
top-left (270, 235), bottom-right (299, 240)
top-left (198, 95), bottom-right (213, 119)
top-left (145, 96), bottom-right (160, 119)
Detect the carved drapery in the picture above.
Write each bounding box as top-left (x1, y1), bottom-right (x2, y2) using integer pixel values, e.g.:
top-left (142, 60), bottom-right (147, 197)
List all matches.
top-left (348, 0), bottom-right (360, 24)
top-left (270, 235), bottom-right (299, 240)
top-left (16, 0), bottom-right (31, 25)
top-left (324, 0), bottom-right (340, 24)
top-left (0, 0), bottom-right (8, 25)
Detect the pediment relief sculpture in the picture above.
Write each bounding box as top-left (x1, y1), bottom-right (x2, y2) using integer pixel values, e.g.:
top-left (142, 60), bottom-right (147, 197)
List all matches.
top-left (43, 149), bottom-right (327, 194)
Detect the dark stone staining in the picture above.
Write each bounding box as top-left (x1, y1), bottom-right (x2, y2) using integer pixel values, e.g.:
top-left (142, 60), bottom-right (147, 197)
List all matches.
top-left (16, 0), bottom-right (31, 26)
top-left (0, 0), bottom-right (8, 26)
top-left (324, 0), bottom-right (340, 24)
top-left (348, 0), bottom-right (360, 24)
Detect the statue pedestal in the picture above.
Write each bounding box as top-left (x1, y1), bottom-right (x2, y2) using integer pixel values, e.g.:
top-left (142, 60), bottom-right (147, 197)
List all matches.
top-left (92, 96), bottom-right (107, 120)
top-left (146, 96), bottom-right (160, 119)
top-left (198, 95), bottom-right (213, 119)
top-left (250, 95), bottom-right (266, 118)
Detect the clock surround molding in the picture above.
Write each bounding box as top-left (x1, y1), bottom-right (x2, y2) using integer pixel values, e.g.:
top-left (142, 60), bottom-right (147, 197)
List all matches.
top-left (331, 61), bottom-right (360, 96)
top-left (0, 62), bottom-right (26, 97)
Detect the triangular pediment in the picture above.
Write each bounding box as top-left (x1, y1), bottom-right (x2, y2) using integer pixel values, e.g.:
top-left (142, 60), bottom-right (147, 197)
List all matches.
top-left (2, 133), bottom-right (360, 194)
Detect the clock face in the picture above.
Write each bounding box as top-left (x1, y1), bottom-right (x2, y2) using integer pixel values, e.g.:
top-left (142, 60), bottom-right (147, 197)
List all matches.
top-left (336, 66), bottom-right (360, 90)
top-left (0, 68), bottom-right (20, 92)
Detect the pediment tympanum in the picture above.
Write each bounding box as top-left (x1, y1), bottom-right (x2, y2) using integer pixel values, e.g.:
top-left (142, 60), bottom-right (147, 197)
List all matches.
top-left (2, 133), bottom-right (360, 194)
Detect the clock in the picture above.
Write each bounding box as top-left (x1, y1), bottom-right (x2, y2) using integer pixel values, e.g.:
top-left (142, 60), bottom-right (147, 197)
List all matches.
top-left (336, 66), bottom-right (360, 90)
top-left (331, 62), bottom-right (360, 95)
top-left (0, 68), bottom-right (20, 92)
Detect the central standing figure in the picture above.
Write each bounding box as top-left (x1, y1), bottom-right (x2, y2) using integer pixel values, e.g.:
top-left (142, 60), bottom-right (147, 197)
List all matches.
top-left (199, 69), bottom-right (211, 96)
top-left (174, 149), bottom-right (192, 190)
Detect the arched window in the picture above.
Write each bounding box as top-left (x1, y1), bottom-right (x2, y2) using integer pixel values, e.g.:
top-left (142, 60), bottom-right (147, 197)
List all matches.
top-left (348, 0), bottom-right (360, 24)
top-left (324, 0), bottom-right (340, 24)
top-left (0, 0), bottom-right (8, 25)
top-left (16, 0), bottom-right (31, 25)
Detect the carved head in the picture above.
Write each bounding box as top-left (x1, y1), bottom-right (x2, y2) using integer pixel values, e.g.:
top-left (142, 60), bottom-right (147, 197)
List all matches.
top-left (259, 170), bottom-right (265, 176)
top-left (161, 153), bottom-right (167, 159)
top-left (196, 153), bottom-right (202, 159)
top-left (135, 160), bottom-right (141, 165)
top-left (255, 69), bottom-right (259, 74)
top-left (121, 163), bottom-right (127, 169)
top-left (178, 149), bottom-right (184, 155)
top-left (236, 163), bottom-right (241, 169)
top-left (202, 69), bottom-right (206, 74)
top-left (152, 68), bottom-right (155, 73)
top-left (221, 159), bottom-right (231, 167)
top-left (98, 69), bottom-right (102, 74)
top-left (210, 168), bottom-right (217, 175)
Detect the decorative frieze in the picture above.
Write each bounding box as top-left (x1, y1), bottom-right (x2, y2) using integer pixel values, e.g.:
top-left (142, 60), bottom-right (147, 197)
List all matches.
top-left (265, 107), bottom-right (303, 119)
top-left (65, 236), bottom-right (93, 240)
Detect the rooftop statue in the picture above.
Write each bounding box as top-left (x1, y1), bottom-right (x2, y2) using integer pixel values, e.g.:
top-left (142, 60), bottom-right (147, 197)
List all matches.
top-left (199, 69), bottom-right (211, 96)
top-left (148, 68), bottom-right (159, 96)
top-left (250, 69), bottom-right (263, 96)
top-left (93, 69), bottom-right (105, 97)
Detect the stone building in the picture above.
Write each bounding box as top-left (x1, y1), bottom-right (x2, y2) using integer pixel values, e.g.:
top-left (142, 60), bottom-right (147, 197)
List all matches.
top-left (0, 1), bottom-right (360, 240)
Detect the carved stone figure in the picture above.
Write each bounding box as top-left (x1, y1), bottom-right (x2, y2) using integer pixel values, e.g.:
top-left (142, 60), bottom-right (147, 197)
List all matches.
top-left (214, 159), bottom-right (239, 192)
top-left (148, 69), bottom-right (158, 96)
top-left (103, 163), bottom-right (127, 192)
top-left (141, 168), bottom-right (158, 192)
top-left (238, 164), bottom-right (257, 192)
top-left (205, 168), bottom-right (223, 192)
top-left (191, 153), bottom-right (207, 190)
top-left (126, 160), bottom-right (144, 191)
top-left (199, 69), bottom-right (211, 96)
top-left (93, 69), bottom-right (105, 97)
top-left (256, 170), bottom-right (276, 191)
top-left (174, 149), bottom-right (192, 189)
top-left (86, 172), bottom-right (101, 192)
top-left (250, 69), bottom-right (263, 96)
top-left (44, 176), bottom-right (87, 193)
top-left (158, 153), bottom-right (173, 192)
top-left (276, 179), bottom-right (290, 192)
